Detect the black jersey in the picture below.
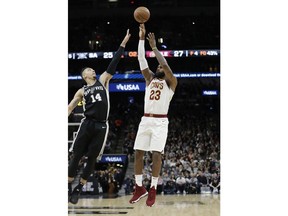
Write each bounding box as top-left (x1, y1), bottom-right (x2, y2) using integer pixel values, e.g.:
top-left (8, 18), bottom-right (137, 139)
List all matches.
top-left (82, 80), bottom-right (109, 121)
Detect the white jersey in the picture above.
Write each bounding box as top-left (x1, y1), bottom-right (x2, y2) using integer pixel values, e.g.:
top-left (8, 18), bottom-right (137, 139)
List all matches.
top-left (144, 78), bottom-right (174, 115)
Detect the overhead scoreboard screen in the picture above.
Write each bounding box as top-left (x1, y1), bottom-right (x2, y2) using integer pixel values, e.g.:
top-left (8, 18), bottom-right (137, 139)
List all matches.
top-left (68, 49), bottom-right (220, 60)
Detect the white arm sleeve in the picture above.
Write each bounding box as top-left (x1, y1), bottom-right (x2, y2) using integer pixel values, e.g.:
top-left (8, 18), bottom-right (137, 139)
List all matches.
top-left (138, 40), bottom-right (148, 70)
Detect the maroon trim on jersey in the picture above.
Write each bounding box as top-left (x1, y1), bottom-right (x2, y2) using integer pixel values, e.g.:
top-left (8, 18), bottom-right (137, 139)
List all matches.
top-left (144, 113), bottom-right (167, 118)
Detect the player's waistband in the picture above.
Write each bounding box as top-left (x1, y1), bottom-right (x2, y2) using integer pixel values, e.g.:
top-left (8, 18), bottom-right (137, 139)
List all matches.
top-left (144, 113), bottom-right (167, 118)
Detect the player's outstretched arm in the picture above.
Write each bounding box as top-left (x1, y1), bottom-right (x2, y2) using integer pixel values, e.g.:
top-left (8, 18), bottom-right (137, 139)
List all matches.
top-left (147, 32), bottom-right (177, 91)
top-left (100, 29), bottom-right (131, 87)
top-left (138, 24), bottom-right (154, 85)
top-left (68, 88), bottom-right (84, 116)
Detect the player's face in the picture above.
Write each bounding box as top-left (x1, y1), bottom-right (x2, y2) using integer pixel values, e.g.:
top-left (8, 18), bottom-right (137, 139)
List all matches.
top-left (155, 65), bottom-right (165, 79)
top-left (156, 65), bottom-right (163, 73)
top-left (83, 68), bottom-right (96, 79)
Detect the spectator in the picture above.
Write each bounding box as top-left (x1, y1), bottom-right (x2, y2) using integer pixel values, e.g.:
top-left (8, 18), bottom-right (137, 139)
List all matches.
top-left (176, 172), bottom-right (187, 194)
top-left (209, 173), bottom-right (220, 194)
top-left (196, 170), bottom-right (209, 194)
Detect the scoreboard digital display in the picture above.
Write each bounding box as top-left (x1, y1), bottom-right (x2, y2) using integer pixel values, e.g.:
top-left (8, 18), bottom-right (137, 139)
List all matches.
top-left (68, 49), bottom-right (220, 60)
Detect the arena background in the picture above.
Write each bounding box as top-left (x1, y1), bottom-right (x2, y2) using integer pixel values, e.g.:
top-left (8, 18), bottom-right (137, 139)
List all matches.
top-left (1, 1), bottom-right (288, 216)
top-left (68, 0), bottom-right (220, 198)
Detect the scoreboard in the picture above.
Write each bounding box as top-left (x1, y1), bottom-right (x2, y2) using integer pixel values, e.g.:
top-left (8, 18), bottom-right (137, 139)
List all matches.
top-left (68, 49), bottom-right (220, 60)
top-left (146, 50), bottom-right (219, 58)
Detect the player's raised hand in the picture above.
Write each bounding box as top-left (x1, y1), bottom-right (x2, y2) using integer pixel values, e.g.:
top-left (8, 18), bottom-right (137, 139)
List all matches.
top-left (147, 32), bottom-right (157, 50)
top-left (139, 24), bottom-right (146, 40)
top-left (120, 29), bottom-right (131, 47)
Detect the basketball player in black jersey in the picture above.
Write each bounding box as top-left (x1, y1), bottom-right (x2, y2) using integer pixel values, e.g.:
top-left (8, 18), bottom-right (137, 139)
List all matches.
top-left (67, 29), bottom-right (131, 204)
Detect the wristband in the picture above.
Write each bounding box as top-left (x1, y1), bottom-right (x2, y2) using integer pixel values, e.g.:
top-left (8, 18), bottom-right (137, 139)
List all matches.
top-left (152, 47), bottom-right (157, 50)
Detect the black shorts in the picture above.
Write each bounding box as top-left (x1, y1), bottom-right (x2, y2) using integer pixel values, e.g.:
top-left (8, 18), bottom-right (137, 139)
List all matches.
top-left (70, 118), bottom-right (109, 159)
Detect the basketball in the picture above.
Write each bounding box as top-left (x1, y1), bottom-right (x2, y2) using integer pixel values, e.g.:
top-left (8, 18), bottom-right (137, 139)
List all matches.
top-left (134, 6), bottom-right (150, 23)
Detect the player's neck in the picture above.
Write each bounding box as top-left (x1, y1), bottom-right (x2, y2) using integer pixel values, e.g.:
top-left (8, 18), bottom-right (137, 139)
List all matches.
top-left (154, 77), bottom-right (164, 81)
top-left (86, 78), bottom-right (96, 86)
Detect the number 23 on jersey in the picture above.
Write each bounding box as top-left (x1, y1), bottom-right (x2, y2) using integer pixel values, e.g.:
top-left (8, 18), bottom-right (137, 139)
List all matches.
top-left (149, 90), bottom-right (161, 100)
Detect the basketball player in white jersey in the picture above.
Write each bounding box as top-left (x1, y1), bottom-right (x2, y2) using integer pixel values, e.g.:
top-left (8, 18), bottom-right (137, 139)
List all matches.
top-left (129, 24), bottom-right (177, 207)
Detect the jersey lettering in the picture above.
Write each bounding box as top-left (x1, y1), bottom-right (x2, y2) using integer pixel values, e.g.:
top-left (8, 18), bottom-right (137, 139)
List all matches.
top-left (83, 80), bottom-right (108, 120)
top-left (144, 78), bottom-right (174, 115)
top-left (150, 81), bottom-right (164, 90)
top-left (149, 90), bottom-right (161, 100)
top-left (90, 93), bottom-right (102, 103)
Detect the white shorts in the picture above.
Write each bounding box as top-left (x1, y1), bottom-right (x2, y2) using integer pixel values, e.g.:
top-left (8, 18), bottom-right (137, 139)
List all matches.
top-left (133, 116), bottom-right (169, 153)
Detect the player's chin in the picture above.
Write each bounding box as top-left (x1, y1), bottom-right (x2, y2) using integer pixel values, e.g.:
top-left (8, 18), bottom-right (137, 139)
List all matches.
top-left (155, 72), bottom-right (165, 79)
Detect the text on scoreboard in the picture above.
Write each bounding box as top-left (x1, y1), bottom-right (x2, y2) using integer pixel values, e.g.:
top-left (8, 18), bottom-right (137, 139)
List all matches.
top-left (68, 49), bottom-right (220, 60)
